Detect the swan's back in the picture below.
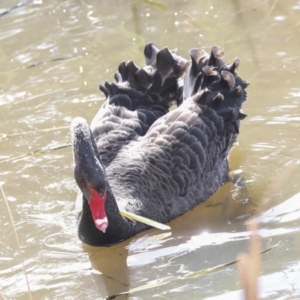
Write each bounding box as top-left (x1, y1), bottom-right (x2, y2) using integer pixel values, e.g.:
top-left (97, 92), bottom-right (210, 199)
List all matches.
top-left (91, 44), bottom-right (188, 167)
top-left (105, 56), bottom-right (249, 222)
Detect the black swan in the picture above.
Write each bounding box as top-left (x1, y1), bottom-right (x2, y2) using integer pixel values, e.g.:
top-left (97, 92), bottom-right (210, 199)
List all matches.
top-left (71, 44), bottom-right (249, 246)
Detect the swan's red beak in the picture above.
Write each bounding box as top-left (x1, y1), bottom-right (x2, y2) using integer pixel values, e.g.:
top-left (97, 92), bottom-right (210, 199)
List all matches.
top-left (89, 189), bottom-right (108, 233)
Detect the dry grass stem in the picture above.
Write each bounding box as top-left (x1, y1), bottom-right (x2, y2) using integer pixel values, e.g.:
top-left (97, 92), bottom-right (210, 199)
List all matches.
top-left (0, 143), bottom-right (71, 164)
top-left (0, 125), bottom-right (69, 138)
top-left (143, 0), bottom-right (166, 9)
top-left (0, 185), bottom-right (33, 300)
top-left (120, 209), bottom-right (171, 231)
top-left (237, 222), bottom-right (261, 300)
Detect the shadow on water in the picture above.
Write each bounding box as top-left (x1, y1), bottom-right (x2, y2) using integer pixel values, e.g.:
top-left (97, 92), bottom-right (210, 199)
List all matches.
top-left (83, 242), bottom-right (130, 299)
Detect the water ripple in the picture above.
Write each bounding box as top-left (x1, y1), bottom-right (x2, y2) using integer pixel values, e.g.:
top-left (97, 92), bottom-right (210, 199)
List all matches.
top-left (0, 28), bottom-right (23, 40)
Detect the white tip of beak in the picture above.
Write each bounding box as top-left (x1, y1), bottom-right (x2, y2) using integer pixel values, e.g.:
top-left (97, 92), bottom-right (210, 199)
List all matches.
top-left (94, 217), bottom-right (108, 233)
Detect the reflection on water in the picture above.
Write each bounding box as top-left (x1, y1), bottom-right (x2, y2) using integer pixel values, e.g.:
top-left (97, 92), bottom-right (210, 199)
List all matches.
top-left (1, 0), bottom-right (300, 299)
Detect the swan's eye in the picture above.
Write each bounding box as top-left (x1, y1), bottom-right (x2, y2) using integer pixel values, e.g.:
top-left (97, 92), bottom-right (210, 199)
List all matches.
top-left (87, 183), bottom-right (105, 197)
top-left (98, 189), bottom-right (106, 197)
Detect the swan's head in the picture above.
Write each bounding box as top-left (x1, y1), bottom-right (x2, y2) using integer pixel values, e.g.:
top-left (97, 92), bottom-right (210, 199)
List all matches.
top-left (71, 117), bottom-right (108, 233)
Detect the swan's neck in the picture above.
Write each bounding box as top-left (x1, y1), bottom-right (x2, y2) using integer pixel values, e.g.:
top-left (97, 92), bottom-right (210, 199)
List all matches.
top-left (71, 117), bottom-right (144, 246)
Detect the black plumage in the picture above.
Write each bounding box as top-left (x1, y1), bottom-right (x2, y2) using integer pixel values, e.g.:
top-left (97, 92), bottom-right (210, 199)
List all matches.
top-left (71, 44), bottom-right (249, 246)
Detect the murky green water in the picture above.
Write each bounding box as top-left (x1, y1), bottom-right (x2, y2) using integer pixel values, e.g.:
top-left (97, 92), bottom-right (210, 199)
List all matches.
top-left (1, 0), bottom-right (300, 299)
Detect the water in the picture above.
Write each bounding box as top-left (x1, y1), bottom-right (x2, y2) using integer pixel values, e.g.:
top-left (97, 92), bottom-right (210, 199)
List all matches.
top-left (1, 0), bottom-right (300, 299)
